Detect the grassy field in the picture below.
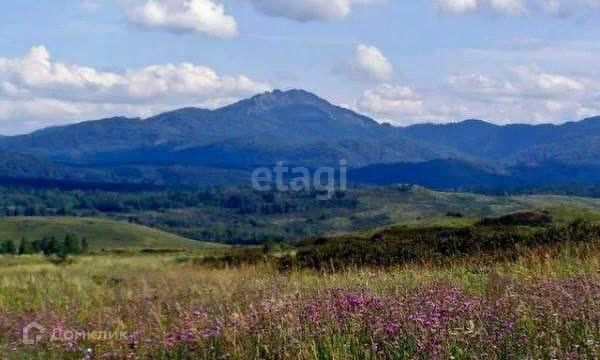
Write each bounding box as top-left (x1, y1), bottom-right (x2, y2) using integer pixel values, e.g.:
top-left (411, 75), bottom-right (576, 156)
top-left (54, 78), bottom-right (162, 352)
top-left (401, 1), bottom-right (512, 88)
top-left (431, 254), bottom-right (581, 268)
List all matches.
top-left (1, 199), bottom-right (600, 358)
top-left (1, 241), bottom-right (599, 359)
top-left (352, 187), bottom-right (600, 229)
top-left (5, 184), bottom-right (600, 245)
top-left (238, 186), bottom-right (600, 241)
top-left (0, 217), bottom-right (218, 250)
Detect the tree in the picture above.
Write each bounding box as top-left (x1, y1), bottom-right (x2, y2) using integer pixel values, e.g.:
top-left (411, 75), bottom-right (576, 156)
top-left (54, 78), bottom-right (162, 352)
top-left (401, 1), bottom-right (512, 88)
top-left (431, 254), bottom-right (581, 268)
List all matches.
top-left (81, 237), bottom-right (89, 253)
top-left (62, 234), bottom-right (81, 255)
top-left (45, 237), bottom-right (61, 256)
top-left (0, 240), bottom-right (17, 255)
top-left (18, 237), bottom-right (34, 255)
top-left (31, 238), bottom-right (45, 254)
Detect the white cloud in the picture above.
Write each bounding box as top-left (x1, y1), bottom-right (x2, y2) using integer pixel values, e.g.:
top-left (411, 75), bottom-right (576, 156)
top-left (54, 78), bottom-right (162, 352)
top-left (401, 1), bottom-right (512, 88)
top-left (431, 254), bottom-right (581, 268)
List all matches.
top-left (355, 62), bottom-right (600, 126)
top-left (512, 65), bottom-right (587, 93)
top-left (335, 44), bottom-right (394, 82)
top-left (0, 98), bottom-right (172, 135)
top-left (442, 65), bottom-right (600, 123)
top-left (436, 0), bottom-right (479, 13)
top-left (127, 0), bottom-right (238, 38)
top-left (0, 46), bottom-right (270, 134)
top-left (436, 0), bottom-right (527, 14)
top-left (436, 0), bottom-right (600, 16)
top-left (125, 63), bottom-right (269, 102)
top-left (489, 0), bottom-right (527, 14)
top-left (0, 46), bottom-right (123, 95)
top-left (248, 0), bottom-right (385, 22)
top-left (354, 44), bottom-right (393, 82)
top-left (356, 83), bottom-right (471, 125)
top-left (447, 73), bottom-right (518, 96)
top-left (357, 84), bottom-right (426, 123)
top-left (449, 65), bottom-right (590, 98)
top-left (540, 0), bottom-right (600, 16)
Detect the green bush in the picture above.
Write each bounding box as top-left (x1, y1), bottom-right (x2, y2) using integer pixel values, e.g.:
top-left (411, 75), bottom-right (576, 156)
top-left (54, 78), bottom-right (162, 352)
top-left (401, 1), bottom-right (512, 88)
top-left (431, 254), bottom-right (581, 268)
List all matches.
top-left (292, 220), bottom-right (600, 270)
top-left (478, 211), bottom-right (553, 227)
top-left (0, 240), bottom-right (17, 254)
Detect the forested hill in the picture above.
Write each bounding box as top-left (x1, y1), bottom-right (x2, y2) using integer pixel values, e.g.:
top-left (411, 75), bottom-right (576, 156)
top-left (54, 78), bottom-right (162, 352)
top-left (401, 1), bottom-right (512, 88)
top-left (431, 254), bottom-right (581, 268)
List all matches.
top-left (1, 89), bottom-right (600, 191)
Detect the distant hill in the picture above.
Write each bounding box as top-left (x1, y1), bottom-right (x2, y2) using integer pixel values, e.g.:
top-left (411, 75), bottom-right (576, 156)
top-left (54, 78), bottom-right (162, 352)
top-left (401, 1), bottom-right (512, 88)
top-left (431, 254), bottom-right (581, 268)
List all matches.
top-left (0, 90), bottom-right (440, 168)
top-left (0, 151), bottom-right (69, 179)
top-left (0, 217), bottom-right (217, 250)
top-left (349, 159), bottom-right (506, 190)
top-left (349, 159), bottom-right (600, 190)
top-left (0, 89), bottom-right (600, 191)
top-left (400, 116), bottom-right (600, 166)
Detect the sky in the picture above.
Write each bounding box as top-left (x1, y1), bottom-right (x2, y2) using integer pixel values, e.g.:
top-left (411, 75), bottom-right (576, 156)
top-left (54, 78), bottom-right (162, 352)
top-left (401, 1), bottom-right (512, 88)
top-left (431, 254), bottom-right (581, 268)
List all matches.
top-left (1, 0), bottom-right (600, 135)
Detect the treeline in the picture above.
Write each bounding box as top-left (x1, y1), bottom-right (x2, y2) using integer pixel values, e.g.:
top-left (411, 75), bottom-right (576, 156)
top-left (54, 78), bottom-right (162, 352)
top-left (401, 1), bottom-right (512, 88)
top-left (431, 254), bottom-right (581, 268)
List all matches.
top-left (487, 184), bottom-right (600, 198)
top-left (0, 234), bottom-right (89, 256)
top-left (0, 185), bottom-right (361, 245)
top-left (0, 186), bottom-right (358, 217)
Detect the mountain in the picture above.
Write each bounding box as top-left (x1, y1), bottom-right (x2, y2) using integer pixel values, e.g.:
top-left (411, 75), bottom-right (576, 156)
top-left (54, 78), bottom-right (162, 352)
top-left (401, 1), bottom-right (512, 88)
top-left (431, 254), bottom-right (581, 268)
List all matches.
top-left (348, 159), bottom-right (600, 191)
top-left (0, 90), bottom-right (444, 168)
top-left (349, 159), bottom-right (506, 190)
top-left (0, 151), bottom-right (70, 179)
top-left (1, 89), bottom-right (600, 191)
top-left (400, 116), bottom-right (600, 166)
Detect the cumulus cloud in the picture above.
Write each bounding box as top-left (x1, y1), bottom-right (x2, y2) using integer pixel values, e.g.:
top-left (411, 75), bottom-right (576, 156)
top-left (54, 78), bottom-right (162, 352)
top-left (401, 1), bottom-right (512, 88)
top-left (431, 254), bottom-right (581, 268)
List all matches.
top-left (447, 73), bottom-right (518, 96)
top-left (356, 83), bottom-right (472, 125)
top-left (436, 0), bottom-right (527, 14)
top-left (449, 66), bottom-right (591, 98)
top-left (0, 46), bottom-right (270, 134)
top-left (247, 0), bottom-right (385, 22)
top-left (442, 66), bottom-right (599, 123)
top-left (357, 84), bottom-right (425, 122)
top-left (356, 63), bottom-right (600, 126)
top-left (354, 44), bottom-right (393, 82)
top-left (0, 98), bottom-right (173, 135)
top-left (335, 44), bottom-right (393, 82)
top-left (512, 65), bottom-right (587, 93)
top-left (127, 0), bottom-right (238, 37)
top-left (436, 0), bottom-right (600, 16)
top-left (124, 63), bottom-right (269, 102)
top-left (0, 46), bottom-right (123, 98)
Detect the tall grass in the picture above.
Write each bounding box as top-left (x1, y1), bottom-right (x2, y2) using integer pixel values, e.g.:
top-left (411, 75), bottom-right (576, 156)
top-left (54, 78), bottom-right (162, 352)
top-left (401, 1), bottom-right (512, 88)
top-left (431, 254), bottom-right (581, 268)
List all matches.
top-left (1, 245), bottom-right (599, 359)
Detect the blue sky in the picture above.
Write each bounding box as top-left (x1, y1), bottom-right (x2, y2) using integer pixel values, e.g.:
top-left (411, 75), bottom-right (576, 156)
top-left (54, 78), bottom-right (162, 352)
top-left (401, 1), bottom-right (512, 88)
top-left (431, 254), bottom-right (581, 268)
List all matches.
top-left (1, 0), bottom-right (600, 134)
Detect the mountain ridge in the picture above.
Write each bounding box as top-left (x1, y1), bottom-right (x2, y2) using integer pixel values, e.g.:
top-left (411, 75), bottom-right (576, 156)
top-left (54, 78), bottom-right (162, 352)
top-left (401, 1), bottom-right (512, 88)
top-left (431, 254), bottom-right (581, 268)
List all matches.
top-left (1, 89), bottom-right (600, 191)
top-left (0, 89), bottom-right (439, 167)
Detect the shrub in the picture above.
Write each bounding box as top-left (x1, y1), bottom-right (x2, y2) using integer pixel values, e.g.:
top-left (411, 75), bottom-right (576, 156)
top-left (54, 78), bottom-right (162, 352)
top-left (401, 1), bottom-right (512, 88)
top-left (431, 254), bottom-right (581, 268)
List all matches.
top-left (0, 240), bottom-right (17, 254)
top-left (292, 220), bottom-right (600, 270)
top-left (446, 212), bottom-right (464, 218)
top-left (194, 248), bottom-right (272, 268)
top-left (478, 211), bottom-right (553, 227)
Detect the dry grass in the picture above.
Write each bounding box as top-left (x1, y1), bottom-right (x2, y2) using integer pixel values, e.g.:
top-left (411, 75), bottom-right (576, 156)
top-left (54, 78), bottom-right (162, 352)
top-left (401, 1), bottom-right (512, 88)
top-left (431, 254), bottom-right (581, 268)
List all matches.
top-left (1, 245), bottom-right (599, 359)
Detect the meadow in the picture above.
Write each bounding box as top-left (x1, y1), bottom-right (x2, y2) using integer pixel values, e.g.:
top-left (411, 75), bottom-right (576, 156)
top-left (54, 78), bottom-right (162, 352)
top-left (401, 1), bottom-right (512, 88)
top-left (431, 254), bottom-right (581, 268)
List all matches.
top-left (6, 184), bottom-right (600, 245)
top-left (2, 190), bottom-right (600, 359)
top-left (0, 217), bottom-right (221, 251)
top-left (1, 238), bottom-right (599, 359)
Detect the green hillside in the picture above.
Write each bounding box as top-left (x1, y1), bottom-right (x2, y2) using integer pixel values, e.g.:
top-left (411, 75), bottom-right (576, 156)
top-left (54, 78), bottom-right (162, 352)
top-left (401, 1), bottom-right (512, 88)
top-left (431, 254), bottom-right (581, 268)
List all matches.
top-left (0, 217), bottom-right (218, 250)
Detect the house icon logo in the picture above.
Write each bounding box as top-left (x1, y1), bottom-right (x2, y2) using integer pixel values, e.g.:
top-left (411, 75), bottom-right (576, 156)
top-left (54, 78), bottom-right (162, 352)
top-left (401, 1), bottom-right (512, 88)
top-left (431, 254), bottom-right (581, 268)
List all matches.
top-left (22, 321), bottom-right (46, 345)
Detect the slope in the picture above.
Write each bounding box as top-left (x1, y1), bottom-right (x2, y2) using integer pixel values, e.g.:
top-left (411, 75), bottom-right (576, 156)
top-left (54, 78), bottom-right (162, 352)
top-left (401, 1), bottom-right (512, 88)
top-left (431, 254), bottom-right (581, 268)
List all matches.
top-left (0, 217), bottom-right (218, 250)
